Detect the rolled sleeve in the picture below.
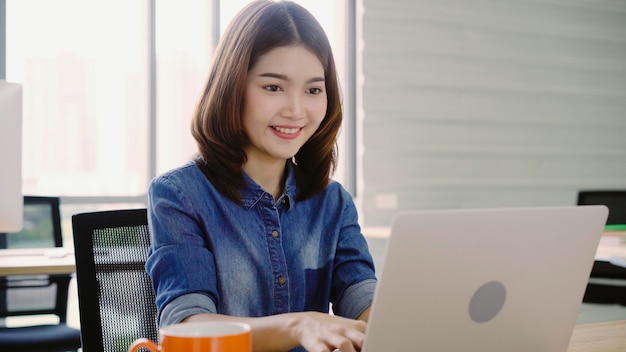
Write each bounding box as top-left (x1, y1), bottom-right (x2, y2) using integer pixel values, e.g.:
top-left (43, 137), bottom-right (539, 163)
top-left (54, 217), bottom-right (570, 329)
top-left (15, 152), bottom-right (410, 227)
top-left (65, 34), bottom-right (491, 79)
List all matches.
top-left (332, 279), bottom-right (377, 319)
top-left (160, 293), bottom-right (217, 327)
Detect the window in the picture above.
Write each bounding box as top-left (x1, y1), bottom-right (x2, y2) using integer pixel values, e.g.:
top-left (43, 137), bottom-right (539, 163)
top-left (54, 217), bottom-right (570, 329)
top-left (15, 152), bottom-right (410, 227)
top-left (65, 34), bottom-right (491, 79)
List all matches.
top-left (7, 0), bottom-right (150, 197)
top-left (155, 0), bottom-right (216, 175)
top-left (4, 0), bottom-right (353, 243)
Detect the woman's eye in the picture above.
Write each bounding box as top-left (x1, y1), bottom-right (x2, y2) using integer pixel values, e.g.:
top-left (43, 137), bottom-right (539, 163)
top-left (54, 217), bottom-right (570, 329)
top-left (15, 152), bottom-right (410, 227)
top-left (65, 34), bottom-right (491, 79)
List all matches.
top-left (307, 87), bottom-right (323, 95)
top-left (264, 85), bottom-right (282, 92)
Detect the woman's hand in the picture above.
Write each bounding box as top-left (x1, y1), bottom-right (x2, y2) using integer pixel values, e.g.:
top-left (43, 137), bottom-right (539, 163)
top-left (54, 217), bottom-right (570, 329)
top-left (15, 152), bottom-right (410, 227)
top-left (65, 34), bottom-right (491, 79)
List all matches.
top-left (289, 311), bottom-right (367, 352)
top-left (184, 309), bottom-right (369, 352)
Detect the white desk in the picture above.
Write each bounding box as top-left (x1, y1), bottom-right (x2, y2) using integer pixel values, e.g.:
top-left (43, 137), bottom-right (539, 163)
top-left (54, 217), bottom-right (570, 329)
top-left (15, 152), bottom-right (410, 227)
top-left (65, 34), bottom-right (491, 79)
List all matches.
top-left (594, 232), bottom-right (626, 268)
top-left (0, 247), bottom-right (75, 276)
top-left (365, 228), bottom-right (626, 267)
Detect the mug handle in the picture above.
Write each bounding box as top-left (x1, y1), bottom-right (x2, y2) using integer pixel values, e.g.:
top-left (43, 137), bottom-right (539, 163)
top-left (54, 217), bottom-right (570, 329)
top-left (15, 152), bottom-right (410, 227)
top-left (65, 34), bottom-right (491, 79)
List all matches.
top-left (128, 338), bottom-right (160, 352)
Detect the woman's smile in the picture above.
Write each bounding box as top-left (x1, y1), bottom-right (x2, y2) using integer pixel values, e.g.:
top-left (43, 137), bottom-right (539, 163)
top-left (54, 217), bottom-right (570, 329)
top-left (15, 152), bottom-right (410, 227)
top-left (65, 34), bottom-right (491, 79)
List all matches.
top-left (271, 125), bottom-right (303, 139)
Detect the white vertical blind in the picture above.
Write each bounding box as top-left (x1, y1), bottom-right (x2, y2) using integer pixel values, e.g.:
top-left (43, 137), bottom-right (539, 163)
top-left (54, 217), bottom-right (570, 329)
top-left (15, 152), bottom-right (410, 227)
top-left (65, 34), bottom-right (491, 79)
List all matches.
top-left (360, 0), bottom-right (626, 226)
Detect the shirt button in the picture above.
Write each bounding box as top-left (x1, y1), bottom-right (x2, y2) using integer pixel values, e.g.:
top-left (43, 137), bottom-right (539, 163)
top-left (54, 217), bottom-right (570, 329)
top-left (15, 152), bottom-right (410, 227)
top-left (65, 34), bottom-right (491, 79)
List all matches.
top-left (271, 230), bottom-right (279, 239)
top-left (282, 198), bottom-right (286, 204)
top-left (278, 276), bottom-right (286, 285)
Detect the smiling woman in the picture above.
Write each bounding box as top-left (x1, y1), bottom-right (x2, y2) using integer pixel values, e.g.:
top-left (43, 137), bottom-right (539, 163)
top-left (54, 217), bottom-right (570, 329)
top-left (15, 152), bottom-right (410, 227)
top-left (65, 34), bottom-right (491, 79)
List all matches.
top-left (145, 2), bottom-right (375, 352)
top-left (220, 0), bottom-right (352, 190)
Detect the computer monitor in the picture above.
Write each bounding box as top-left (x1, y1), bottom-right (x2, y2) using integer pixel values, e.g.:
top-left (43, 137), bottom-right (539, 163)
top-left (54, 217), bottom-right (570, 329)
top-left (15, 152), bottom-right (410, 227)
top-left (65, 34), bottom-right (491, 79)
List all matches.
top-left (0, 79), bottom-right (23, 233)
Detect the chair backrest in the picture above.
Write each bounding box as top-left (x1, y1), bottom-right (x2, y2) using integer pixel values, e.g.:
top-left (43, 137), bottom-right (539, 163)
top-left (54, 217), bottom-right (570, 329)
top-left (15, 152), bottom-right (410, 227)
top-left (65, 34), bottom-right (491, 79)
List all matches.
top-left (0, 196), bottom-right (71, 322)
top-left (584, 261), bottom-right (626, 305)
top-left (577, 190), bottom-right (626, 305)
top-left (71, 208), bottom-right (158, 352)
top-left (577, 190), bottom-right (626, 226)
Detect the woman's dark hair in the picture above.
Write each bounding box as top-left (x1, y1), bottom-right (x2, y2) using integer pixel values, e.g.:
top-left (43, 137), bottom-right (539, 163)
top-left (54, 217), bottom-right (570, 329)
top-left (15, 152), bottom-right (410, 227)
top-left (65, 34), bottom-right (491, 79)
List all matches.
top-left (191, 0), bottom-right (342, 204)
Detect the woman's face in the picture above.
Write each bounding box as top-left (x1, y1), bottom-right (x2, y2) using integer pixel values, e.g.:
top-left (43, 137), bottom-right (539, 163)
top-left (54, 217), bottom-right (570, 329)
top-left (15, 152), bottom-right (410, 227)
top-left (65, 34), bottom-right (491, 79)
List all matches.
top-left (242, 45), bottom-right (327, 165)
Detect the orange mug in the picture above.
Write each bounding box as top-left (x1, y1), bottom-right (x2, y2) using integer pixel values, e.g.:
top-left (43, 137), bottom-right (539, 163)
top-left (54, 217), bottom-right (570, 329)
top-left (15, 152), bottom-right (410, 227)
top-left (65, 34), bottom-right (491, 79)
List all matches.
top-left (128, 321), bottom-right (251, 352)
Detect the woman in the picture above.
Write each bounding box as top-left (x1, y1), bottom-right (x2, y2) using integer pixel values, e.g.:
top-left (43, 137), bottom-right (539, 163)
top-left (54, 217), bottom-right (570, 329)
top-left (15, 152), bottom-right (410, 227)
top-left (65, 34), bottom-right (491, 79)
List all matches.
top-left (146, 1), bottom-right (377, 351)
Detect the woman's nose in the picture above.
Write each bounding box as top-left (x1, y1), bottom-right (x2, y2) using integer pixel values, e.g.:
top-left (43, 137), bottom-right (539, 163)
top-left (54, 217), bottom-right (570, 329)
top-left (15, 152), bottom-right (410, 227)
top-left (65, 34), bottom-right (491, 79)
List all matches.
top-left (283, 93), bottom-right (305, 119)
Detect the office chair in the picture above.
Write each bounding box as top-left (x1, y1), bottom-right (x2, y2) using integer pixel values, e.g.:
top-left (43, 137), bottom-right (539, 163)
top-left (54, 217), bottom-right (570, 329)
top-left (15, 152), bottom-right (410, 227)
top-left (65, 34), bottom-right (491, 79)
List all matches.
top-left (584, 262), bottom-right (626, 306)
top-left (577, 190), bottom-right (626, 306)
top-left (72, 208), bottom-right (158, 352)
top-left (0, 196), bottom-right (82, 351)
top-left (577, 190), bottom-right (626, 226)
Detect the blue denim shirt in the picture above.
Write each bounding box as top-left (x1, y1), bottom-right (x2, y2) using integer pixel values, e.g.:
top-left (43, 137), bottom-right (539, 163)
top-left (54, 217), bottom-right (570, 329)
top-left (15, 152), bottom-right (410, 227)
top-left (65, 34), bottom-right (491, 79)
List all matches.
top-left (146, 161), bottom-right (377, 342)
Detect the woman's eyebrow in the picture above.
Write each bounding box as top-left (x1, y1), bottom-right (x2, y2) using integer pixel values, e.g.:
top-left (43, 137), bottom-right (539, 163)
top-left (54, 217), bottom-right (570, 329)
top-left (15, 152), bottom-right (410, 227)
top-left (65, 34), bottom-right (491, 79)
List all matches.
top-left (258, 72), bottom-right (325, 84)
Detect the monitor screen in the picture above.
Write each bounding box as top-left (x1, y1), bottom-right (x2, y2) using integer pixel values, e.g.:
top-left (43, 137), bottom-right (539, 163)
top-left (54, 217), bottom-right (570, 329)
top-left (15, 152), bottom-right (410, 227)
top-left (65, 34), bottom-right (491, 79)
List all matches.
top-left (0, 79), bottom-right (23, 233)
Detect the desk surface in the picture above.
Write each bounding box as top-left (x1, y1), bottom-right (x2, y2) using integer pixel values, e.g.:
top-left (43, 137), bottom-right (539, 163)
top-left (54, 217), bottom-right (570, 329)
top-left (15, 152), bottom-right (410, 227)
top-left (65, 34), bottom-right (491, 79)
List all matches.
top-left (0, 232), bottom-right (624, 276)
top-left (595, 232), bottom-right (626, 268)
top-left (0, 247), bottom-right (75, 275)
top-left (568, 320), bottom-right (626, 351)
top-left (367, 228), bottom-right (626, 267)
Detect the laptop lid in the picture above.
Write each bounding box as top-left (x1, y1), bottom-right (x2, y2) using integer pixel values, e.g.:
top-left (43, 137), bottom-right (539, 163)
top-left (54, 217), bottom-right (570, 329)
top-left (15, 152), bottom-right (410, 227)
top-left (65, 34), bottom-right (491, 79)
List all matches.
top-left (362, 205), bottom-right (608, 352)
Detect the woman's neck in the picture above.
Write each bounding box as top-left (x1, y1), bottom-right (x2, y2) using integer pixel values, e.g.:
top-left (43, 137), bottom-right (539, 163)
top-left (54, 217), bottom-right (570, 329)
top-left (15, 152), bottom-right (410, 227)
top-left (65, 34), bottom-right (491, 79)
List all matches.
top-left (243, 157), bottom-right (287, 201)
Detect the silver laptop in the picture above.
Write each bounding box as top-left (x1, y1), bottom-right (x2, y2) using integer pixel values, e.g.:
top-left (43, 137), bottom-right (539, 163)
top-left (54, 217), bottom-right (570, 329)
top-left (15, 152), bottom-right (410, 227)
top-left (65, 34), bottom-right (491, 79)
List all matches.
top-left (362, 205), bottom-right (608, 352)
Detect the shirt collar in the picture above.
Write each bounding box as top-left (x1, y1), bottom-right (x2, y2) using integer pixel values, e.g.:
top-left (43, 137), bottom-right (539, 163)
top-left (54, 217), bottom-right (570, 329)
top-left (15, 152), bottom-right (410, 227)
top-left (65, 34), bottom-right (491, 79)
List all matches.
top-left (240, 160), bottom-right (296, 211)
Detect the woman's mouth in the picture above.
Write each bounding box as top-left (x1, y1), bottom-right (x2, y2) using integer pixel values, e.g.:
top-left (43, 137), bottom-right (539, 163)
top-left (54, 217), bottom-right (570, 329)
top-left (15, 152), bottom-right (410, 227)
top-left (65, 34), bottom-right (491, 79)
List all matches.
top-left (272, 126), bottom-right (301, 134)
top-left (271, 126), bottom-right (302, 139)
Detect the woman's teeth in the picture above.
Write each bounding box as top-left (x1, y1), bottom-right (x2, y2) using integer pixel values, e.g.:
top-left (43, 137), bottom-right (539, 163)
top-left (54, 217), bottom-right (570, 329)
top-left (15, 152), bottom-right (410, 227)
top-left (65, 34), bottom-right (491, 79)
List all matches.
top-left (273, 126), bottom-right (300, 134)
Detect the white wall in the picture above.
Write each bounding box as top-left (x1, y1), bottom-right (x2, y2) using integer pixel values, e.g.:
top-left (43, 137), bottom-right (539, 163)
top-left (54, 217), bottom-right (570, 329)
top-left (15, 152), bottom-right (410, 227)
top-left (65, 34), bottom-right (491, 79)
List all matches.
top-left (359, 0), bottom-right (626, 226)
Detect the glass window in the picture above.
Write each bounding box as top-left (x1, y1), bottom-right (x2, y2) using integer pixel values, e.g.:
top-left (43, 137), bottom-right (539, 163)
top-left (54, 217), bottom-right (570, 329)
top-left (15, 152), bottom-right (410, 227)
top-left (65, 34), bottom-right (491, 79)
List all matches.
top-left (155, 0), bottom-right (216, 175)
top-left (7, 0), bottom-right (150, 197)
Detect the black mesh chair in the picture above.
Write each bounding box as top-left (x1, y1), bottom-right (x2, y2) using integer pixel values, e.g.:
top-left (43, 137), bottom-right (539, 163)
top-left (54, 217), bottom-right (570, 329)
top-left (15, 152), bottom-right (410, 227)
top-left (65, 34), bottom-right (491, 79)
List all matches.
top-left (577, 190), bottom-right (626, 306)
top-left (71, 208), bottom-right (158, 352)
top-left (0, 196), bottom-right (82, 351)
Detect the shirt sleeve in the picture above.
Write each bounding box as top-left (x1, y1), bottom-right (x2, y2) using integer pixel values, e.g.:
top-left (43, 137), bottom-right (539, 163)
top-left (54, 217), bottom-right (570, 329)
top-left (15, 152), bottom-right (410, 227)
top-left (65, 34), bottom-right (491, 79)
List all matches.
top-left (333, 279), bottom-right (377, 319)
top-left (159, 293), bottom-right (217, 327)
top-left (329, 186), bottom-right (378, 318)
top-left (145, 175), bottom-right (220, 326)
